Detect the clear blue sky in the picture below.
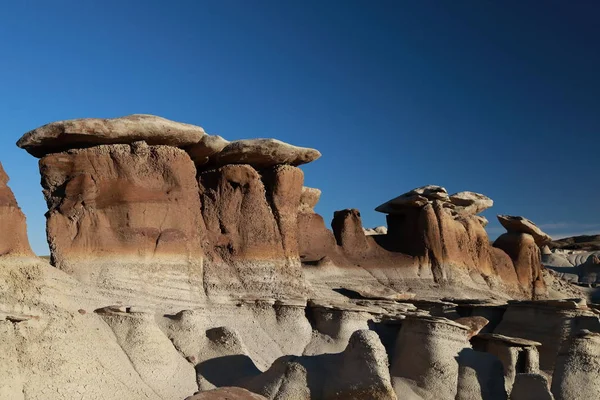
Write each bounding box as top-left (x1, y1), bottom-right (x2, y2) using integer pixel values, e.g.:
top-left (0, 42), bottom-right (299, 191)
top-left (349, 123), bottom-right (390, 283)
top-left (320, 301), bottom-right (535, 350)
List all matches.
top-left (1, 1), bottom-right (598, 255)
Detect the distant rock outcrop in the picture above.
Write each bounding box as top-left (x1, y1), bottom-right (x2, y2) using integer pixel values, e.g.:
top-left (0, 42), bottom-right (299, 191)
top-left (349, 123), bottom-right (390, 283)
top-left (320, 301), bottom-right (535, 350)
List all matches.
top-left (0, 162), bottom-right (34, 257)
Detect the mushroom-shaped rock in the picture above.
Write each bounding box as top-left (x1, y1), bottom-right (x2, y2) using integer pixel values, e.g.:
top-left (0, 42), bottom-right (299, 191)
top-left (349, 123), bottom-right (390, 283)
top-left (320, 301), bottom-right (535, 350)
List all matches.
top-left (17, 114), bottom-right (206, 157)
top-left (208, 139), bottom-right (321, 169)
top-left (186, 134), bottom-right (230, 166)
top-left (449, 191), bottom-right (493, 215)
top-left (375, 185), bottom-right (448, 214)
top-left (497, 215), bottom-right (552, 246)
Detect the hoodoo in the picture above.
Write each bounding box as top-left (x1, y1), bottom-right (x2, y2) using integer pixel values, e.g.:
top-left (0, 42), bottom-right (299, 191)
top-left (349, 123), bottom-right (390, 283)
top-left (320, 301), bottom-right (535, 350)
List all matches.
top-left (0, 114), bottom-right (595, 399)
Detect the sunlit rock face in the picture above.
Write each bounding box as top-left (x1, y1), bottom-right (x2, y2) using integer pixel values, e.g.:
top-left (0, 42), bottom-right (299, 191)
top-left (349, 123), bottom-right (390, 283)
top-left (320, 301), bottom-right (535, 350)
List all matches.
top-left (0, 162), bottom-right (34, 257)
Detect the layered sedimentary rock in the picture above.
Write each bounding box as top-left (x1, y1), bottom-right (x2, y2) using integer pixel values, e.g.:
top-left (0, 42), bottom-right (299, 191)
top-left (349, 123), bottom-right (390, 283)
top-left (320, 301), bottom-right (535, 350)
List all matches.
top-left (199, 164), bottom-right (309, 298)
top-left (38, 142), bottom-right (205, 302)
top-left (0, 162), bottom-right (34, 257)
top-left (376, 186), bottom-right (525, 296)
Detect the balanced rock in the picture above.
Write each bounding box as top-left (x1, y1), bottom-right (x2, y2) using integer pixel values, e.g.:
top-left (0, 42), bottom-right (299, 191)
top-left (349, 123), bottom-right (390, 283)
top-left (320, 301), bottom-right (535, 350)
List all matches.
top-left (449, 191), bottom-right (493, 215)
top-left (17, 114), bottom-right (206, 157)
top-left (0, 162), bottom-right (34, 257)
top-left (208, 139), bottom-right (321, 169)
top-left (497, 215), bottom-right (552, 246)
top-left (493, 233), bottom-right (545, 294)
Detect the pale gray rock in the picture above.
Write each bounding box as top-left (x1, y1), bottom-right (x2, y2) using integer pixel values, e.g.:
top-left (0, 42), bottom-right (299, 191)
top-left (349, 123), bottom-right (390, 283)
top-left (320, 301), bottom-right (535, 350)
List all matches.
top-left (17, 114), bottom-right (206, 157)
top-left (209, 138), bottom-right (321, 169)
top-left (449, 191), bottom-right (493, 215)
top-left (497, 215), bottom-right (552, 246)
top-left (186, 134), bottom-right (230, 166)
top-left (364, 226), bottom-right (388, 236)
top-left (551, 330), bottom-right (600, 400)
top-left (298, 187), bottom-right (321, 213)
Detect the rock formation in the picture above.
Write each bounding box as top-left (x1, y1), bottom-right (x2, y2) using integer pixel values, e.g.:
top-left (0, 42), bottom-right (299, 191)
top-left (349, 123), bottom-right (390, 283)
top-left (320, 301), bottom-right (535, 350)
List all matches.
top-left (551, 330), bottom-right (600, 400)
top-left (497, 215), bottom-right (552, 246)
top-left (0, 162), bottom-right (34, 257)
top-left (4, 114), bottom-right (598, 400)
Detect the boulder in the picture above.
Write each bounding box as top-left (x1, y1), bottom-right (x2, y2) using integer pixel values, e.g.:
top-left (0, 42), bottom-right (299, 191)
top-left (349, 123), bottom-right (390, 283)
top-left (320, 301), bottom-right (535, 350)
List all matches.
top-left (0, 162), bottom-right (34, 257)
top-left (208, 139), bottom-right (321, 169)
top-left (497, 215), bottom-right (552, 246)
top-left (449, 191), bottom-right (493, 215)
top-left (551, 330), bottom-right (600, 400)
top-left (186, 134), bottom-right (230, 166)
top-left (17, 114), bottom-right (205, 157)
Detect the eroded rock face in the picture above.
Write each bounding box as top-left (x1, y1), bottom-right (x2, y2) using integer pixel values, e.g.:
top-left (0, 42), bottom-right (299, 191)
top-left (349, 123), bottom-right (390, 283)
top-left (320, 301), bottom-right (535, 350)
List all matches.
top-left (186, 135), bottom-right (230, 167)
top-left (241, 330), bottom-right (397, 400)
top-left (449, 191), bottom-right (493, 215)
top-left (186, 387), bottom-right (268, 400)
top-left (199, 164), bottom-right (309, 298)
top-left (39, 142), bottom-right (205, 300)
top-left (18, 114), bottom-right (206, 158)
top-left (493, 233), bottom-right (545, 294)
top-left (0, 162), bottom-right (34, 257)
top-left (497, 215), bottom-right (552, 246)
top-left (551, 330), bottom-right (600, 400)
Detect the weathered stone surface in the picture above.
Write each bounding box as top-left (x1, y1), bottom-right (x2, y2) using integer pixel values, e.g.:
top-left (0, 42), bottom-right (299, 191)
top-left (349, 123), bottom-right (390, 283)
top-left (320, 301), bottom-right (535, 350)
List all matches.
top-left (242, 330), bottom-right (397, 400)
top-left (493, 233), bottom-right (545, 294)
top-left (185, 134), bottom-right (230, 166)
top-left (186, 387), bottom-right (267, 400)
top-left (18, 114), bottom-right (205, 157)
top-left (208, 139), bottom-right (321, 169)
top-left (497, 215), bottom-right (552, 246)
top-left (298, 187), bottom-right (321, 214)
top-left (391, 315), bottom-right (471, 399)
top-left (0, 162), bottom-right (34, 257)
top-left (375, 185), bottom-right (448, 214)
top-left (511, 374), bottom-right (554, 400)
top-left (199, 164), bottom-right (308, 298)
top-left (449, 191), bottom-right (493, 215)
top-left (455, 316), bottom-right (489, 339)
top-left (551, 330), bottom-right (600, 400)
top-left (39, 142), bottom-right (205, 302)
top-left (494, 300), bottom-right (600, 374)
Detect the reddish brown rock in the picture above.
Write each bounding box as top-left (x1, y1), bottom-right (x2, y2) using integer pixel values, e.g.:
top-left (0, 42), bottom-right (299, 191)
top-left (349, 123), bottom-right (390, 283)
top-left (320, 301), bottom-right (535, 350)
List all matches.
top-left (455, 316), bottom-right (489, 339)
top-left (493, 233), bottom-right (545, 295)
top-left (384, 201), bottom-right (520, 290)
top-left (497, 215), bottom-right (552, 246)
top-left (0, 162), bottom-right (34, 257)
top-left (39, 142), bottom-right (204, 283)
top-left (199, 164), bottom-right (308, 298)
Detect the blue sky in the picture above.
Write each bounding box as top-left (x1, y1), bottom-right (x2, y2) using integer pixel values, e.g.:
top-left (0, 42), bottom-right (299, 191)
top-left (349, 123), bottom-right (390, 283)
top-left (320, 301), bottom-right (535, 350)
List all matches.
top-left (0, 1), bottom-right (598, 255)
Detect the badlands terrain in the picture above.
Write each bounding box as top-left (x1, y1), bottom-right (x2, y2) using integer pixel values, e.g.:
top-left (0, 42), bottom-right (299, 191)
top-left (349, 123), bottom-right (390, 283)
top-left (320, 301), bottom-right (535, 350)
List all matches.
top-left (1, 114), bottom-right (599, 399)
